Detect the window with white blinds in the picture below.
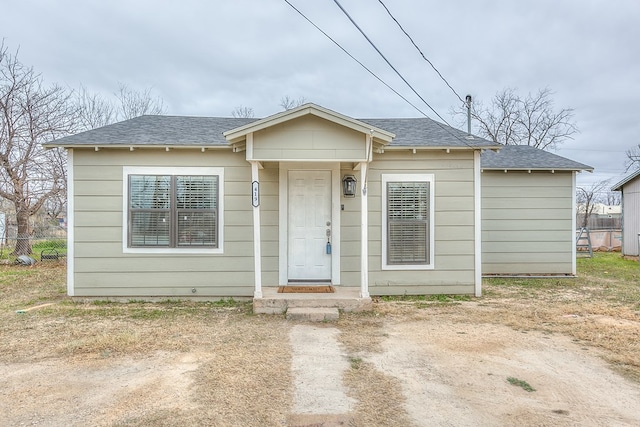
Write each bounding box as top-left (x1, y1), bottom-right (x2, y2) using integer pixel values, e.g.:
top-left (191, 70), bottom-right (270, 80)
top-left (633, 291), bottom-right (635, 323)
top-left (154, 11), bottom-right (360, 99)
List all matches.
top-left (129, 174), bottom-right (219, 248)
top-left (382, 174), bottom-right (434, 270)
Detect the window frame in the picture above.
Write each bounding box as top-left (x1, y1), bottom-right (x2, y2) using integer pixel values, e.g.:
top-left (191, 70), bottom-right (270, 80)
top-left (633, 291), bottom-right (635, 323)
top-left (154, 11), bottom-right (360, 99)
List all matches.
top-left (122, 167), bottom-right (224, 254)
top-left (381, 173), bottom-right (434, 270)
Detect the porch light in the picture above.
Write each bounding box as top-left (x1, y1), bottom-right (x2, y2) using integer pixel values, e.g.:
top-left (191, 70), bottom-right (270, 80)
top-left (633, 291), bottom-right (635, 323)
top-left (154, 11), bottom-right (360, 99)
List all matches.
top-left (342, 175), bottom-right (357, 197)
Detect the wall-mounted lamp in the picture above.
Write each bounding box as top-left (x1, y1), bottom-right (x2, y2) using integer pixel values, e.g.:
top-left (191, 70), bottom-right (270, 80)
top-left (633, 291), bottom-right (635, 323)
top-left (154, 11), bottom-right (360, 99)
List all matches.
top-left (342, 175), bottom-right (357, 197)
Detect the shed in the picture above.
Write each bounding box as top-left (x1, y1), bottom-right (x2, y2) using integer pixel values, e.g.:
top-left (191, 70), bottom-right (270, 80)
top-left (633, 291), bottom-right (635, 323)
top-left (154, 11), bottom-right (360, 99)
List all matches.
top-left (612, 169), bottom-right (640, 256)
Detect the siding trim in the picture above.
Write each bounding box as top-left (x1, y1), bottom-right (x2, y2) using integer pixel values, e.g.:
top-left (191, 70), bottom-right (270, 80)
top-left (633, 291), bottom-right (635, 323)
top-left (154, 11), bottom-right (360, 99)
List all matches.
top-left (67, 149), bottom-right (75, 297)
top-left (474, 150), bottom-right (482, 297)
top-left (571, 171), bottom-right (577, 275)
top-left (360, 162), bottom-right (369, 297)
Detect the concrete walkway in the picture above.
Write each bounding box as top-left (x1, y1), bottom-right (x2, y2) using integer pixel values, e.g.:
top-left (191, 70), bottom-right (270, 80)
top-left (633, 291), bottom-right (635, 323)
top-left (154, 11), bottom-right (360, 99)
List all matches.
top-left (289, 325), bottom-right (354, 424)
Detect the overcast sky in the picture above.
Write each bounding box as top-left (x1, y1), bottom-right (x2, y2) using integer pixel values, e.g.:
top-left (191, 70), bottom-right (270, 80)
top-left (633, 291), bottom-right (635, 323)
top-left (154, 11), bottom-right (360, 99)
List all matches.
top-left (2, 0), bottom-right (639, 191)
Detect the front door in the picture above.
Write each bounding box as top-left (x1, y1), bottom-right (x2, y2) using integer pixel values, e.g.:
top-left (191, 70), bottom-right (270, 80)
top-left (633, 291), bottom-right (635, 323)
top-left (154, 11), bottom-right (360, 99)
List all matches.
top-left (288, 170), bottom-right (332, 282)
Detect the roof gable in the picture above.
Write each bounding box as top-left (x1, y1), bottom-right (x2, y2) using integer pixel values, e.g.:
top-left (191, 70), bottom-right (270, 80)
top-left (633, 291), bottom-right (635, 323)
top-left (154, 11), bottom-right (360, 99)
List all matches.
top-left (223, 103), bottom-right (395, 145)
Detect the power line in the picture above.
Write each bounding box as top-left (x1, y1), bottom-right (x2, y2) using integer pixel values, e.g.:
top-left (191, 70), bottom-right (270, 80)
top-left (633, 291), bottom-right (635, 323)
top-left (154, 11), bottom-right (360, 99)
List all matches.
top-left (281, 0), bottom-right (430, 119)
top-left (331, 0), bottom-right (453, 127)
top-left (283, 0), bottom-right (477, 149)
top-left (376, 0), bottom-right (465, 105)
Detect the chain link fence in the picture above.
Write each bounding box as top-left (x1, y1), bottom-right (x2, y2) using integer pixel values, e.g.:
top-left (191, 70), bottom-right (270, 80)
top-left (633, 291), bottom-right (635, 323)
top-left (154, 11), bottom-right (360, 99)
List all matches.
top-left (0, 218), bottom-right (67, 263)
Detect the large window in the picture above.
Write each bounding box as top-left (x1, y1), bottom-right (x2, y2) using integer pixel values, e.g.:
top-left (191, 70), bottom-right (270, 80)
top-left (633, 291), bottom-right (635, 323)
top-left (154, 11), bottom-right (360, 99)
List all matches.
top-left (382, 174), bottom-right (434, 270)
top-left (123, 167), bottom-right (223, 253)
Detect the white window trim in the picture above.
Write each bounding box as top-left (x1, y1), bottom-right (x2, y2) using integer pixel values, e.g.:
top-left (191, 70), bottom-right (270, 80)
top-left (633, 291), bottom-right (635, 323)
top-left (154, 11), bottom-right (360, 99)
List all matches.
top-left (382, 173), bottom-right (435, 270)
top-left (122, 166), bottom-right (224, 254)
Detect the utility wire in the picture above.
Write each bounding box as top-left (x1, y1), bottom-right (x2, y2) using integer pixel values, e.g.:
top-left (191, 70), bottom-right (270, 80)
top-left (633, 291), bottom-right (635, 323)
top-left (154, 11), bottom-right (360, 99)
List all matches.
top-left (282, 0), bottom-right (430, 118)
top-left (283, 0), bottom-right (477, 148)
top-left (377, 0), bottom-right (465, 105)
top-left (331, 0), bottom-right (452, 127)
top-left (330, 0), bottom-right (477, 147)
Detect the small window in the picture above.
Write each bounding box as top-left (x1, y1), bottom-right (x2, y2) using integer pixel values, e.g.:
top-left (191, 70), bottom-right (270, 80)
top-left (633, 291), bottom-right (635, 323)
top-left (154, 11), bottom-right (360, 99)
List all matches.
top-left (124, 167), bottom-right (223, 254)
top-left (382, 174), bottom-right (434, 270)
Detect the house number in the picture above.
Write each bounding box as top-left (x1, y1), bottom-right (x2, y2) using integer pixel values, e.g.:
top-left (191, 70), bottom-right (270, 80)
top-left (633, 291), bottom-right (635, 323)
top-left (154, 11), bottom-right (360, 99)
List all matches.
top-left (252, 181), bottom-right (260, 207)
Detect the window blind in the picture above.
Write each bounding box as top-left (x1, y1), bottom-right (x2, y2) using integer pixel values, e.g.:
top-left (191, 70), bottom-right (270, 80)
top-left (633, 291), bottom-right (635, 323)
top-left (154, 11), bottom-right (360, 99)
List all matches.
top-left (387, 181), bottom-right (429, 264)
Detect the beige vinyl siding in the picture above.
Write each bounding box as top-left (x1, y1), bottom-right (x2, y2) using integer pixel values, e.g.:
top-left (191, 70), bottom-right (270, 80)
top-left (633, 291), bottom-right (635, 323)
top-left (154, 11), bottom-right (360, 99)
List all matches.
top-left (620, 176), bottom-right (640, 256)
top-left (482, 171), bottom-right (574, 275)
top-left (252, 115), bottom-right (366, 161)
top-left (72, 148), bottom-right (274, 297)
top-left (341, 150), bottom-right (477, 295)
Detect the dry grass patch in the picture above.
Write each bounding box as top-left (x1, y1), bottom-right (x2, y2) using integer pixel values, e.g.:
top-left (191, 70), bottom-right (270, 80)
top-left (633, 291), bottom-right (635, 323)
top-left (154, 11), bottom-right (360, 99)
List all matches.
top-left (343, 360), bottom-right (416, 427)
top-left (1, 264), bottom-right (293, 426)
top-left (336, 312), bottom-right (387, 354)
top-left (372, 253), bottom-right (640, 382)
top-left (2, 253), bottom-right (639, 424)
top-left (337, 312), bottom-right (417, 426)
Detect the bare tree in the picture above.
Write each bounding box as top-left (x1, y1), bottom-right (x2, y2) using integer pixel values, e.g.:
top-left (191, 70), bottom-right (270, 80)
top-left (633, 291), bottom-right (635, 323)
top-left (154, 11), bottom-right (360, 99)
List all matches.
top-left (624, 144), bottom-right (640, 172)
top-left (279, 95), bottom-right (306, 111)
top-left (76, 84), bottom-right (114, 130)
top-left (576, 179), bottom-right (611, 228)
top-left (603, 188), bottom-right (621, 206)
top-left (115, 82), bottom-right (165, 120)
top-left (231, 105), bottom-right (254, 118)
top-left (77, 83), bottom-right (165, 129)
top-left (0, 43), bottom-right (77, 254)
top-left (455, 88), bottom-right (578, 151)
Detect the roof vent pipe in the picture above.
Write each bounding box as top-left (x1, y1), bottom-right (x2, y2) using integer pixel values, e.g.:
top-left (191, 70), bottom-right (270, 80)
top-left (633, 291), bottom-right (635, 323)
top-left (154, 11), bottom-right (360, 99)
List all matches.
top-left (465, 94), bottom-right (472, 135)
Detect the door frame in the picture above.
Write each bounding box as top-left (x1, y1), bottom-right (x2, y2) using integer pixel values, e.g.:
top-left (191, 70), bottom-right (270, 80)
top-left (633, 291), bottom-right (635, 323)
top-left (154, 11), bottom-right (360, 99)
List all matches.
top-left (279, 162), bottom-right (341, 285)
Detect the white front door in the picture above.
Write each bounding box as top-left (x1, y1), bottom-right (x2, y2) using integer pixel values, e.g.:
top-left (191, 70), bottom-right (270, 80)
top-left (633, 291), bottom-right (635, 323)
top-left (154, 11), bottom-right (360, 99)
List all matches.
top-left (288, 170), bottom-right (332, 281)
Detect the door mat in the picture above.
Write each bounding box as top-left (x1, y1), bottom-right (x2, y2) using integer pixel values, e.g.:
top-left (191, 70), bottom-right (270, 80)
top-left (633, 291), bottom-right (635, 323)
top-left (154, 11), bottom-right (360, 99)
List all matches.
top-left (277, 285), bottom-right (335, 293)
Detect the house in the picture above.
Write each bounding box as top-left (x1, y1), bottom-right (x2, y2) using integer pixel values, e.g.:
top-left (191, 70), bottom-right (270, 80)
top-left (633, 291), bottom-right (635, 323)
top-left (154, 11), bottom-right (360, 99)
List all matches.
top-left (481, 145), bottom-right (592, 275)
top-left (612, 169), bottom-right (640, 256)
top-left (45, 103), bottom-right (591, 302)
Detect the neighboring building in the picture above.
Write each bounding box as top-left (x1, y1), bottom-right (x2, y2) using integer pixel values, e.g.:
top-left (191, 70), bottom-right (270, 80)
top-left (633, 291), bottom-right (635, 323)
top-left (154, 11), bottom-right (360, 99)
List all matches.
top-left (589, 203), bottom-right (622, 216)
top-left (45, 104), bottom-right (591, 300)
top-left (612, 170), bottom-right (640, 256)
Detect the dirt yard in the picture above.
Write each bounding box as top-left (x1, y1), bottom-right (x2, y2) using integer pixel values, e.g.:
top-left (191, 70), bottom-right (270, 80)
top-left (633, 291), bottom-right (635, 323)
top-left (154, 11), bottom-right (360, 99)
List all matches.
top-left (1, 260), bottom-right (640, 426)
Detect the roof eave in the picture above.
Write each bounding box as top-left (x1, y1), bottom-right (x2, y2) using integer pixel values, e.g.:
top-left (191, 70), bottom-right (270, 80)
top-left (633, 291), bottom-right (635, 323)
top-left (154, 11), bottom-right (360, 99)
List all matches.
top-left (43, 143), bottom-right (231, 150)
top-left (383, 145), bottom-right (500, 151)
top-left (481, 167), bottom-right (594, 172)
top-left (611, 169), bottom-right (640, 191)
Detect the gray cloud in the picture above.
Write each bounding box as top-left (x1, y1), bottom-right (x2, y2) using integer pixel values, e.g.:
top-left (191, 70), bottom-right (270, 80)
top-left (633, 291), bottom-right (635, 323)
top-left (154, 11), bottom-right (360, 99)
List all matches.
top-left (2, 0), bottom-right (639, 186)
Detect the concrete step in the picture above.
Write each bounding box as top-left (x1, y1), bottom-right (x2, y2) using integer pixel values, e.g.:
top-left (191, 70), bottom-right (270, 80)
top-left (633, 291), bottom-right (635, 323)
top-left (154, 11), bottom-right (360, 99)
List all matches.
top-left (253, 287), bottom-right (372, 315)
top-left (286, 307), bottom-right (340, 322)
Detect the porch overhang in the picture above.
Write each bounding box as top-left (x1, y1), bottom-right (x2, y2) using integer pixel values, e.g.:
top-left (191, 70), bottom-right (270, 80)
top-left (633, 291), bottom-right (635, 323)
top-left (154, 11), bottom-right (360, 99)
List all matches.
top-left (223, 103), bottom-right (395, 146)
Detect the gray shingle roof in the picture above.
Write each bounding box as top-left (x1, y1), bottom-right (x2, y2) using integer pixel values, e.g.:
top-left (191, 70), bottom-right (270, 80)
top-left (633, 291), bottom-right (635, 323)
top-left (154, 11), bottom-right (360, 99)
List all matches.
top-left (47, 114), bottom-right (590, 170)
top-left (47, 115), bottom-right (256, 147)
top-left (361, 118), bottom-right (498, 148)
top-left (481, 145), bottom-right (593, 171)
top-left (46, 114), bottom-right (500, 149)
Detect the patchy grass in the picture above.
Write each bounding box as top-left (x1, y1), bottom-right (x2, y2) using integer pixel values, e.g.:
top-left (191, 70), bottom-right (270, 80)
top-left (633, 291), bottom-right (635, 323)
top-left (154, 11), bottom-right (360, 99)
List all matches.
top-left (507, 376), bottom-right (536, 392)
top-left (374, 252), bottom-right (640, 382)
top-left (343, 360), bottom-right (416, 426)
top-left (378, 293), bottom-right (472, 306)
top-left (0, 263), bottom-right (293, 426)
top-left (1, 252), bottom-right (639, 425)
